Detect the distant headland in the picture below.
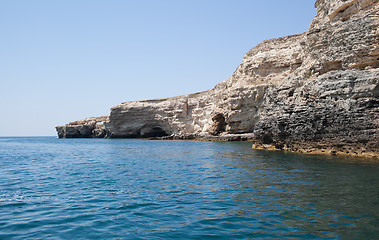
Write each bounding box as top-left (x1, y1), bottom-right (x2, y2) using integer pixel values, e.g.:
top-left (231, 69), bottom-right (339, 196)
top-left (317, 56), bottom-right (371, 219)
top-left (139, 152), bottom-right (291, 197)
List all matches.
top-left (56, 0), bottom-right (379, 159)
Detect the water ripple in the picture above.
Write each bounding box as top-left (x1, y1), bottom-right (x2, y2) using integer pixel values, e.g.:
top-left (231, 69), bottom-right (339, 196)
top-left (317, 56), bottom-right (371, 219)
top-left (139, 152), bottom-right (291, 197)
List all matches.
top-left (0, 137), bottom-right (378, 239)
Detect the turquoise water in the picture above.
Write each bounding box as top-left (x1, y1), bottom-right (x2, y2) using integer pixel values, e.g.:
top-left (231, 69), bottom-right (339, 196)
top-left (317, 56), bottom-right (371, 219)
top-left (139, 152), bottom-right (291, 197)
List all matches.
top-left (0, 137), bottom-right (378, 239)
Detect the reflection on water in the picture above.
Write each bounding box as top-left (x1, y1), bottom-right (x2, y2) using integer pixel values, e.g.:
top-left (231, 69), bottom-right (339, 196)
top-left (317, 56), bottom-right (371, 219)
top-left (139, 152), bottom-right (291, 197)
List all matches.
top-left (0, 138), bottom-right (378, 239)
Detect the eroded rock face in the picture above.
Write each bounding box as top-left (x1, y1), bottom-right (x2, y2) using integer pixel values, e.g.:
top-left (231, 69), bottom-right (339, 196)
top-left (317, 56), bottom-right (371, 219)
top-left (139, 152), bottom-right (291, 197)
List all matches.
top-left (253, 70), bottom-right (379, 158)
top-left (250, 0), bottom-right (379, 158)
top-left (56, 0), bottom-right (379, 158)
top-left (56, 116), bottom-right (109, 138)
top-left (251, 0), bottom-right (378, 157)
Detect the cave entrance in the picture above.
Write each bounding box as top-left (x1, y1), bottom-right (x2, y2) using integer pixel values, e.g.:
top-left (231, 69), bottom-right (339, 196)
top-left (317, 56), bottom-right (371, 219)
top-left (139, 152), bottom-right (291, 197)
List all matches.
top-left (140, 126), bottom-right (168, 138)
top-left (211, 113), bottom-right (226, 135)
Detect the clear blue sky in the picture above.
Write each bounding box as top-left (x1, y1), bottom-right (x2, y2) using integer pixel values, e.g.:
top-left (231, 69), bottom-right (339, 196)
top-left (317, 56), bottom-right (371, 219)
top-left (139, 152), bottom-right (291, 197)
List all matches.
top-left (0, 0), bottom-right (316, 136)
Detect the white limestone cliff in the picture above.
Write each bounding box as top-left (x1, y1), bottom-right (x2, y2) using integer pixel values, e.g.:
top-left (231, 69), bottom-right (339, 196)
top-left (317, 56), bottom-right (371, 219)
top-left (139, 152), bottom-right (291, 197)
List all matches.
top-left (56, 0), bottom-right (379, 158)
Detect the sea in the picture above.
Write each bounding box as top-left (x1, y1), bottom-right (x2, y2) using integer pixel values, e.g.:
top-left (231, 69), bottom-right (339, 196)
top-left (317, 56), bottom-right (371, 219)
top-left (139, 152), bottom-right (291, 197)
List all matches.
top-left (0, 137), bottom-right (378, 239)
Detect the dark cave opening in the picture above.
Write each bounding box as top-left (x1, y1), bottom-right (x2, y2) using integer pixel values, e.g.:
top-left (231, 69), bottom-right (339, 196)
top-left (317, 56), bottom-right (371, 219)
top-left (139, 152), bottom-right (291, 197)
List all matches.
top-left (211, 113), bottom-right (226, 135)
top-left (140, 126), bottom-right (168, 138)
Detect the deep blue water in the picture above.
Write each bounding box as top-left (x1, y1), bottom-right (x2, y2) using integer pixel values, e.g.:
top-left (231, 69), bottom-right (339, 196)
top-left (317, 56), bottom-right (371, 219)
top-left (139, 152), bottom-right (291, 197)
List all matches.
top-left (0, 137), bottom-right (378, 239)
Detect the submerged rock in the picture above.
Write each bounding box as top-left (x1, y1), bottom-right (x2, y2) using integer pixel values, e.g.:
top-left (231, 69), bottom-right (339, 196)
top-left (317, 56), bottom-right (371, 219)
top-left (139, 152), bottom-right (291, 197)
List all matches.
top-left (56, 0), bottom-right (379, 158)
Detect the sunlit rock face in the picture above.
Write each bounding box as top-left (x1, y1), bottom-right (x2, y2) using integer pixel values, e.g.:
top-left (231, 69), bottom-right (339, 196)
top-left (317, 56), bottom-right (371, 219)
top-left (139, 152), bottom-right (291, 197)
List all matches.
top-left (56, 0), bottom-right (378, 158)
top-left (106, 33), bottom-right (307, 138)
top-left (251, 0), bottom-right (379, 158)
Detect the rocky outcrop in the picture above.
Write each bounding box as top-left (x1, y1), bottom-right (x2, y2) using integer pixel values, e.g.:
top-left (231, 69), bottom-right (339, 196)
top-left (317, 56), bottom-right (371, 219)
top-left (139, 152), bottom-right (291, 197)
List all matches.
top-left (251, 0), bottom-right (379, 158)
top-left (56, 0), bottom-right (379, 158)
top-left (252, 70), bottom-right (378, 158)
top-left (56, 116), bottom-right (109, 138)
top-left (105, 32), bottom-right (306, 138)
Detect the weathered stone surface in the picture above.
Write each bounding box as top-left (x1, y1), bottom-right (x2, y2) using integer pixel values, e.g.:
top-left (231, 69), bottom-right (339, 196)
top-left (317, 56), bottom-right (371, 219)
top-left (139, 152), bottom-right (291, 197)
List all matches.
top-left (249, 0), bottom-right (379, 158)
top-left (56, 116), bottom-right (109, 138)
top-left (253, 70), bottom-right (379, 158)
top-left (56, 0), bottom-right (379, 158)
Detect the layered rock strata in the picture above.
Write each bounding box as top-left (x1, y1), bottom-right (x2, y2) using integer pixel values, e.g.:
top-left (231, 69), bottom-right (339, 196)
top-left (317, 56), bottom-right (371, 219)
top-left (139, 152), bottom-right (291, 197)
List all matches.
top-left (56, 116), bottom-right (109, 138)
top-left (56, 0), bottom-right (379, 158)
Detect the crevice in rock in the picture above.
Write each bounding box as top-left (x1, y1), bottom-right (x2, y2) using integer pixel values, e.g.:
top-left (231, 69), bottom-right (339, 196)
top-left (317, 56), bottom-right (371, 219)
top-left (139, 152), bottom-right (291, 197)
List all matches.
top-left (211, 113), bottom-right (226, 135)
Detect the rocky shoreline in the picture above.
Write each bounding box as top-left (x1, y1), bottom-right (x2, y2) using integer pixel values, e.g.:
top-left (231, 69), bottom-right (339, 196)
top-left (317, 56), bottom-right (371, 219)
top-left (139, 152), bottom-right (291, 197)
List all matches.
top-left (56, 0), bottom-right (379, 159)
